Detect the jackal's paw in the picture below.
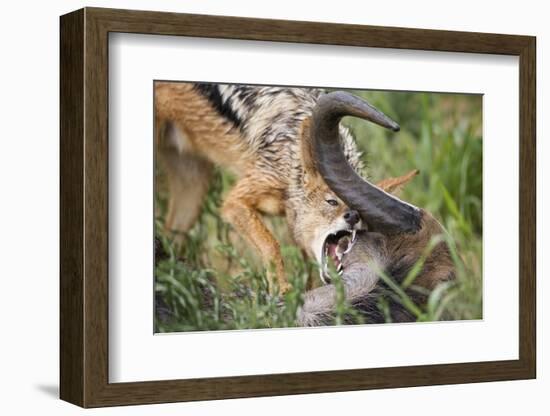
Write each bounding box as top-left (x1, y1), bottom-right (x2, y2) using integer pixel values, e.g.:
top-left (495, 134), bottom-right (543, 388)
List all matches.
top-left (278, 281), bottom-right (292, 295)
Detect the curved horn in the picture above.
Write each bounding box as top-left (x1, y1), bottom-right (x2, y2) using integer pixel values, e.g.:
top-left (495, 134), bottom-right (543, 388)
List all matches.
top-left (311, 91), bottom-right (421, 234)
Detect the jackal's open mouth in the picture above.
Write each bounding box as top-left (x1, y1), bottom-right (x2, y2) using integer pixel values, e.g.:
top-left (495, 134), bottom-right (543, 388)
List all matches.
top-left (321, 229), bottom-right (357, 283)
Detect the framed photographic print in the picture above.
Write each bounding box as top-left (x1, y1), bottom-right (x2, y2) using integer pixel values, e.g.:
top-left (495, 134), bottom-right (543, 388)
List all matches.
top-left (60, 7), bottom-right (536, 408)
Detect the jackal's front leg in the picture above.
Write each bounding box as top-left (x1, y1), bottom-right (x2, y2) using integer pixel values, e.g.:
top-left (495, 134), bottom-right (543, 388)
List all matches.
top-left (221, 185), bottom-right (290, 295)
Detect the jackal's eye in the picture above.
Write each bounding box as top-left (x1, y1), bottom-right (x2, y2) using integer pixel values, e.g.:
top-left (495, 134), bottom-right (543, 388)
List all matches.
top-left (326, 199), bottom-right (339, 207)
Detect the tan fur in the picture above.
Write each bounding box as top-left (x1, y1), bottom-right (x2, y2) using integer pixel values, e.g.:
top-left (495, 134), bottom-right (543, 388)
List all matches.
top-left (376, 169), bottom-right (420, 194)
top-left (155, 83), bottom-right (254, 173)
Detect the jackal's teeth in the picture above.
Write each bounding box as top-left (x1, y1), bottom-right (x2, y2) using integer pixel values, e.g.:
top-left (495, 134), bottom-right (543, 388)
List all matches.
top-left (343, 235), bottom-right (354, 255)
top-left (352, 229), bottom-right (357, 242)
top-left (343, 244), bottom-right (352, 255)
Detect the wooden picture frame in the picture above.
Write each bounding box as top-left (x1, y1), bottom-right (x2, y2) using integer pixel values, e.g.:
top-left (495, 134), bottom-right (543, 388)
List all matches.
top-left (60, 7), bottom-right (536, 408)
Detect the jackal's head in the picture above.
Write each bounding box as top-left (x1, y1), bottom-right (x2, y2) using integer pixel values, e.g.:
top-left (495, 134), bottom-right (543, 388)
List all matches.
top-left (289, 174), bottom-right (363, 283)
top-left (289, 118), bottom-right (364, 283)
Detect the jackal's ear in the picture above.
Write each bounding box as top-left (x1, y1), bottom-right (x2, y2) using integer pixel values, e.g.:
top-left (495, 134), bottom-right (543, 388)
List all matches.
top-left (299, 117), bottom-right (321, 184)
top-left (376, 169), bottom-right (419, 195)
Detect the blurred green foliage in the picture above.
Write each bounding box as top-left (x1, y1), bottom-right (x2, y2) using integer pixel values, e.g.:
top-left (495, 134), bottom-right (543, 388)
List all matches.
top-left (154, 89), bottom-right (483, 332)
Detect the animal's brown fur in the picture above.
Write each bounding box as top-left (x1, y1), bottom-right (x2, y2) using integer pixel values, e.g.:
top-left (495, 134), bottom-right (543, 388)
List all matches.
top-left (385, 211), bottom-right (455, 289)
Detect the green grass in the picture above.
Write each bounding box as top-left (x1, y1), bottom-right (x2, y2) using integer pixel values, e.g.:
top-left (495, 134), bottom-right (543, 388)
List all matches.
top-left (154, 89), bottom-right (483, 332)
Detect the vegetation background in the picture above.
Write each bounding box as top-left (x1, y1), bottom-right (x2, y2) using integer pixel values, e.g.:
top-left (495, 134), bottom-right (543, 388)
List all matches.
top-left (154, 88), bottom-right (483, 333)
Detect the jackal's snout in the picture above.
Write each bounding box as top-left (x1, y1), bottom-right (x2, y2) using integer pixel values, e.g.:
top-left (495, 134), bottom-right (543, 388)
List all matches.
top-left (343, 209), bottom-right (360, 227)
